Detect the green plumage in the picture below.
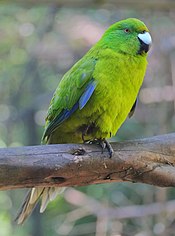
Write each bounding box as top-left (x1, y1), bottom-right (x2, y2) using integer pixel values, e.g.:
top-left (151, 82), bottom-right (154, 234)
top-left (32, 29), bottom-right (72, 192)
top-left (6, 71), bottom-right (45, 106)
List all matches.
top-left (42, 18), bottom-right (149, 144)
top-left (16, 18), bottom-right (152, 224)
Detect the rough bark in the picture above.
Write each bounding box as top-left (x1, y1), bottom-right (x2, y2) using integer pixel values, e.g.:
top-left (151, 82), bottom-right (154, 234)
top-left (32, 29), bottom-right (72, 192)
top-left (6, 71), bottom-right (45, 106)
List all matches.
top-left (0, 133), bottom-right (175, 190)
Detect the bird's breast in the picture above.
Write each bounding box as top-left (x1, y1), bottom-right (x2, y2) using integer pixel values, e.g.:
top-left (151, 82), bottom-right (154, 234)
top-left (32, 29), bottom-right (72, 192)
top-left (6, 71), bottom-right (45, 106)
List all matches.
top-left (88, 52), bottom-right (147, 137)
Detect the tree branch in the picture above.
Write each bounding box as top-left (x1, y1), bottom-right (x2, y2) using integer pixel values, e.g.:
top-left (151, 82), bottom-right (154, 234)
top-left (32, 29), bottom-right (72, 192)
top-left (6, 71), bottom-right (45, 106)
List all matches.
top-left (0, 133), bottom-right (175, 190)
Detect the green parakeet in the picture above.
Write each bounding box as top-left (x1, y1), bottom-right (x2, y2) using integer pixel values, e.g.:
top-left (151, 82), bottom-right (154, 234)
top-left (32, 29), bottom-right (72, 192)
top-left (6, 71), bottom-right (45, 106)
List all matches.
top-left (16, 18), bottom-right (152, 224)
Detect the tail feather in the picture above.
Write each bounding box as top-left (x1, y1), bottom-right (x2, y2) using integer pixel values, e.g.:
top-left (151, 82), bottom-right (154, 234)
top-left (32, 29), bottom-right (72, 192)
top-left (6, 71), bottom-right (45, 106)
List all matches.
top-left (15, 187), bottom-right (64, 224)
top-left (40, 187), bottom-right (65, 213)
top-left (40, 188), bottom-right (50, 213)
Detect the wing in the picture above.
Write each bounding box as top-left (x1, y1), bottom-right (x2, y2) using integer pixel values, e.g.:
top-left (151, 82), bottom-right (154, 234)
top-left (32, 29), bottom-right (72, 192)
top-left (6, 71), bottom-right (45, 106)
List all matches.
top-left (41, 59), bottom-right (97, 143)
top-left (128, 98), bottom-right (137, 118)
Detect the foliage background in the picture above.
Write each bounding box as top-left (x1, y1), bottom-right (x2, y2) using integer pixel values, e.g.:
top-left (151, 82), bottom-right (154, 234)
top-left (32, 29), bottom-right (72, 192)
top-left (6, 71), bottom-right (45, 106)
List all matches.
top-left (0, 1), bottom-right (175, 235)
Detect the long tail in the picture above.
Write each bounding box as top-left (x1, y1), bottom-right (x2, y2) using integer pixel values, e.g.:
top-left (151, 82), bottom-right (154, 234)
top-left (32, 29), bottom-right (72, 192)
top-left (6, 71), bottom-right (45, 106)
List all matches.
top-left (15, 187), bottom-right (64, 224)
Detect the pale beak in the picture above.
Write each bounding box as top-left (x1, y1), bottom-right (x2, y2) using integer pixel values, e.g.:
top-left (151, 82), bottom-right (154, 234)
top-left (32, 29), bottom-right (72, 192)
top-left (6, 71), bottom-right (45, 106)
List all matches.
top-left (138, 32), bottom-right (152, 54)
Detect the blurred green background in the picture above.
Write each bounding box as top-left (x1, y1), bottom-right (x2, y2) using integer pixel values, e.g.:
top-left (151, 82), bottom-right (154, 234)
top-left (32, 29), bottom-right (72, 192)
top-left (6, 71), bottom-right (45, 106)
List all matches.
top-left (0, 1), bottom-right (175, 236)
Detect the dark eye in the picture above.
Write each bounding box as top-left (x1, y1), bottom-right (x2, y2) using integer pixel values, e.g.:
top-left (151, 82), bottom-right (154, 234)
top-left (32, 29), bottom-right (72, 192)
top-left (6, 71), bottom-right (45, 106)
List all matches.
top-left (141, 30), bottom-right (146, 34)
top-left (124, 28), bottom-right (130, 33)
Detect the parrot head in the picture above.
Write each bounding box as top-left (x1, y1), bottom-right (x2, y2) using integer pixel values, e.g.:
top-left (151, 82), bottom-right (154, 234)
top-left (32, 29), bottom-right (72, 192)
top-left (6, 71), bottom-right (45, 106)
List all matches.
top-left (101, 18), bottom-right (152, 56)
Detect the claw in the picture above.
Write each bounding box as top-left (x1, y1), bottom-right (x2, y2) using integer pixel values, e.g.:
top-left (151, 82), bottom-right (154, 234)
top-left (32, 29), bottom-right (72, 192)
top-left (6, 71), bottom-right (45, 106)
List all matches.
top-left (99, 140), bottom-right (106, 153)
top-left (104, 140), bottom-right (114, 158)
top-left (90, 139), bottom-right (114, 158)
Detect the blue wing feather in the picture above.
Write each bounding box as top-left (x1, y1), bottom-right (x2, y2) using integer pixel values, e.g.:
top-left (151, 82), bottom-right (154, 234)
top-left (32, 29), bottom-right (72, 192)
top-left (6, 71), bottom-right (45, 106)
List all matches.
top-left (79, 80), bottom-right (97, 110)
top-left (43, 80), bottom-right (96, 139)
top-left (43, 102), bottom-right (79, 138)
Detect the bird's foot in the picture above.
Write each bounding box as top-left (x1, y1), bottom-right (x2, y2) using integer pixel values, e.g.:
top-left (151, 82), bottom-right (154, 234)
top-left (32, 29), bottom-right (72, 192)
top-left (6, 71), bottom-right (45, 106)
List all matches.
top-left (99, 139), bottom-right (114, 158)
top-left (89, 139), bottom-right (114, 158)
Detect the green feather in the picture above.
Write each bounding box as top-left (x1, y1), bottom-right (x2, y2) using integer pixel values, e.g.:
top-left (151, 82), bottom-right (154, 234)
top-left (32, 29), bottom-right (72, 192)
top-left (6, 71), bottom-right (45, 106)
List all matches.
top-left (42, 18), bottom-right (150, 144)
top-left (16, 18), bottom-right (152, 225)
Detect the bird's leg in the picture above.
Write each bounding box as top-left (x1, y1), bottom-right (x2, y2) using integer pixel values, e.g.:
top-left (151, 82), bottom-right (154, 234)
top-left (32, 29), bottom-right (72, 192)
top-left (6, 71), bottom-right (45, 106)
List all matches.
top-left (89, 138), bottom-right (114, 158)
top-left (82, 132), bottom-right (86, 143)
top-left (81, 125), bottom-right (91, 143)
top-left (81, 125), bottom-right (114, 157)
top-left (98, 139), bottom-right (114, 158)
top-left (104, 139), bottom-right (114, 158)
top-left (82, 132), bottom-right (90, 143)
